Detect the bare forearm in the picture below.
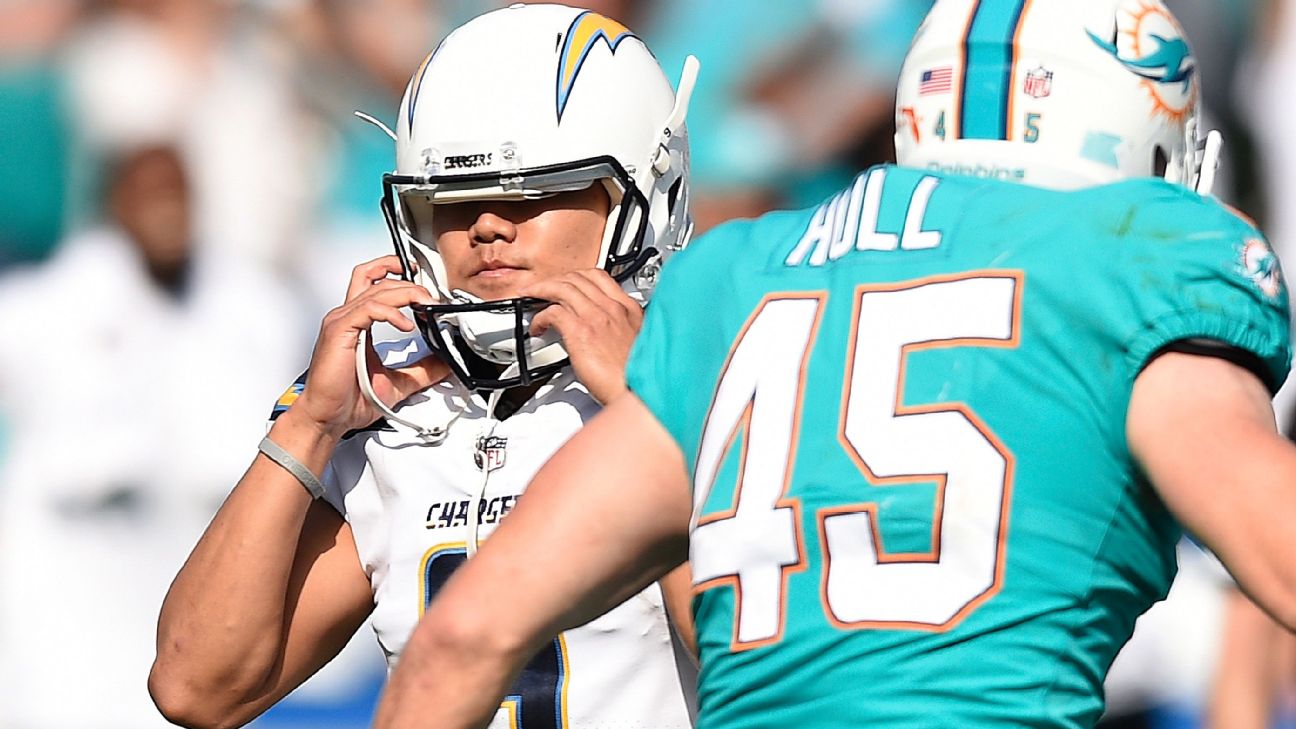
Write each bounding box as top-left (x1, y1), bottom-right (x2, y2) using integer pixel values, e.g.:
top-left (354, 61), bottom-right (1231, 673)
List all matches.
top-left (1131, 354), bottom-right (1296, 630)
top-left (377, 550), bottom-right (679, 729)
top-left (151, 257), bottom-right (446, 726)
top-left (1151, 428), bottom-right (1296, 628)
top-left (377, 515), bottom-right (681, 729)
top-left (153, 412), bottom-right (338, 702)
top-left (376, 625), bottom-right (525, 729)
top-left (1212, 450), bottom-right (1296, 630)
top-left (1206, 590), bottom-right (1285, 729)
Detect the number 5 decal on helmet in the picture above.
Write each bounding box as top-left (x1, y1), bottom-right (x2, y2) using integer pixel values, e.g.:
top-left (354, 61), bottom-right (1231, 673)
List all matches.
top-left (895, 0), bottom-right (1215, 191)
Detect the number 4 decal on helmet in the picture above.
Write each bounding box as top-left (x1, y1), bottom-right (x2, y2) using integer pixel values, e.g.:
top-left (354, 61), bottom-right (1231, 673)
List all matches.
top-left (691, 273), bottom-right (1022, 649)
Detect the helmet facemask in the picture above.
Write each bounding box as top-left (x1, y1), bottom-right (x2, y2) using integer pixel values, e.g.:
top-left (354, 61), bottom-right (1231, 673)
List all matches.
top-left (380, 155), bottom-right (652, 390)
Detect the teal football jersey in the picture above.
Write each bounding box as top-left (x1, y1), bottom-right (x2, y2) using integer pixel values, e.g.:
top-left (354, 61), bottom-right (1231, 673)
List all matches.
top-left (626, 165), bottom-right (1291, 728)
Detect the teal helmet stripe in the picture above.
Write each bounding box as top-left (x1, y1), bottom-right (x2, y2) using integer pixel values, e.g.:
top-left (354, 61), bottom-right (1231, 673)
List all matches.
top-left (959, 0), bottom-right (1029, 140)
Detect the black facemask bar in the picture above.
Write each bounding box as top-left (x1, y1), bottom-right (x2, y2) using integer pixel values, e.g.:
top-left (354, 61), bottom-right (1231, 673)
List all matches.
top-left (410, 296), bottom-right (564, 391)
top-left (379, 155), bottom-right (656, 391)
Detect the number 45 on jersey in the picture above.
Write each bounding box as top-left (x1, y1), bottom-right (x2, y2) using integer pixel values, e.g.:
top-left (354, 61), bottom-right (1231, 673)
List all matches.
top-left (690, 273), bottom-right (1022, 650)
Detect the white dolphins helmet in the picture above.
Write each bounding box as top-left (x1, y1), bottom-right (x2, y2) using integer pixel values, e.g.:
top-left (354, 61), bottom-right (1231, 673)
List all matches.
top-left (895, 0), bottom-right (1220, 192)
top-left (381, 3), bottom-right (698, 390)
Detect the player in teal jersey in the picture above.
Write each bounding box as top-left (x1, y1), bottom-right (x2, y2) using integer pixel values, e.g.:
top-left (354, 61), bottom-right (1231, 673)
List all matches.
top-left (621, 167), bottom-right (1289, 728)
top-left (375, 1), bottom-right (1296, 728)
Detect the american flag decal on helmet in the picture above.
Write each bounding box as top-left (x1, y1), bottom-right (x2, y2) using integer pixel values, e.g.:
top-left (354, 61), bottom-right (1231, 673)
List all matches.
top-left (919, 67), bottom-right (953, 96)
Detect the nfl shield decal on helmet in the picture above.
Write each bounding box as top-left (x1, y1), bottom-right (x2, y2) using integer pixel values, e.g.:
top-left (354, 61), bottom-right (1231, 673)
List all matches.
top-left (1023, 67), bottom-right (1053, 98)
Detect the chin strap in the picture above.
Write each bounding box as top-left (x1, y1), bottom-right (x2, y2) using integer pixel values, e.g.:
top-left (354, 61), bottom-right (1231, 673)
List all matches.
top-left (465, 361), bottom-right (520, 556)
top-left (355, 330), bottom-right (461, 444)
top-left (465, 384), bottom-right (508, 558)
top-left (353, 110), bottom-right (397, 141)
top-left (356, 328), bottom-right (513, 557)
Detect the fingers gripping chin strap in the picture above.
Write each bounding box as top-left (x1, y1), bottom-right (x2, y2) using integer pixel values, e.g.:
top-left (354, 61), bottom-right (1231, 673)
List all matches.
top-left (355, 330), bottom-right (460, 444)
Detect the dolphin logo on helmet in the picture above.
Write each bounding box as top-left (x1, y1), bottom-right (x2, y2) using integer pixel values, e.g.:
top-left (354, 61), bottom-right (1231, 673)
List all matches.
top-left (1086, 29), bottom-right (1195, 90)
top-left (894, 0), bottom-right (1213, 191)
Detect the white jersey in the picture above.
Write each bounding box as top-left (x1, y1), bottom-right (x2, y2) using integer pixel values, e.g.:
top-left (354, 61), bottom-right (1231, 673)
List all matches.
top-left (286, 336), bottom-right (695, 729)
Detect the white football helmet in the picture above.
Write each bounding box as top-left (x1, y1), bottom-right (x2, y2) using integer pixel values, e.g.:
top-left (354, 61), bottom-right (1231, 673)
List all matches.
top-left (895, 0), bottom-right (1220, 191)
top-left (380, 3), bottom-right (697, 390)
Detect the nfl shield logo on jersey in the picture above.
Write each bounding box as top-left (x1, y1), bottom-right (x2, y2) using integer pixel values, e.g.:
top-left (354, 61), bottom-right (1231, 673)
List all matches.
top-left (1024, 67), bottom-right (1053, 98)
top-left (474, 435), bottom-right (508, 472)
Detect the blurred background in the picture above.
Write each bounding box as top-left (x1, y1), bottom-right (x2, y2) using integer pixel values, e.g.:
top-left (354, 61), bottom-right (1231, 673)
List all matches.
top-left (0, 0), bottom-right (1294, 727)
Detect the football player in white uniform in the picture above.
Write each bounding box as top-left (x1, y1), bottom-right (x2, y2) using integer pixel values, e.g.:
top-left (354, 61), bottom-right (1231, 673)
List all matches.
top-left (150, 5), bottom-right (699, 728)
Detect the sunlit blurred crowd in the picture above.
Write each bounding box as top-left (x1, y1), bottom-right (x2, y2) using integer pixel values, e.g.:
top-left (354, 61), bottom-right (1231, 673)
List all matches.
top-left (0, 1), bottom-right (1294, 727)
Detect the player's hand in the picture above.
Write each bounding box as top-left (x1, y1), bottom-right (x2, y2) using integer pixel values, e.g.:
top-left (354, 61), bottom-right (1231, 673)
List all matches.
top-left (521, 269), bottom-right (643, 405)
top-left (288, 256), bottom-right (450, 440)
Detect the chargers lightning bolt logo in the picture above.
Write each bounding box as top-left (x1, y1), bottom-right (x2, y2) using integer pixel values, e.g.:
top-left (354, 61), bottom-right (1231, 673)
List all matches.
top-left (405, 40), bottom-right (444, 129)
top-left (556, 11), bottom-right (637, 122)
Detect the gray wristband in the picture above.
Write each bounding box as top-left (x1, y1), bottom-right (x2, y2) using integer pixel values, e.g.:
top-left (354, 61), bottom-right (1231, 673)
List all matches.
top-left (258, 436), bottom-right (326, 500)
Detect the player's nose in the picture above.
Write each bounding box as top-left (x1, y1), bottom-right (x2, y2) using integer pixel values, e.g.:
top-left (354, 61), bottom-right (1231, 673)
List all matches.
top-left (468, 211), bottom-right (517, 246)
